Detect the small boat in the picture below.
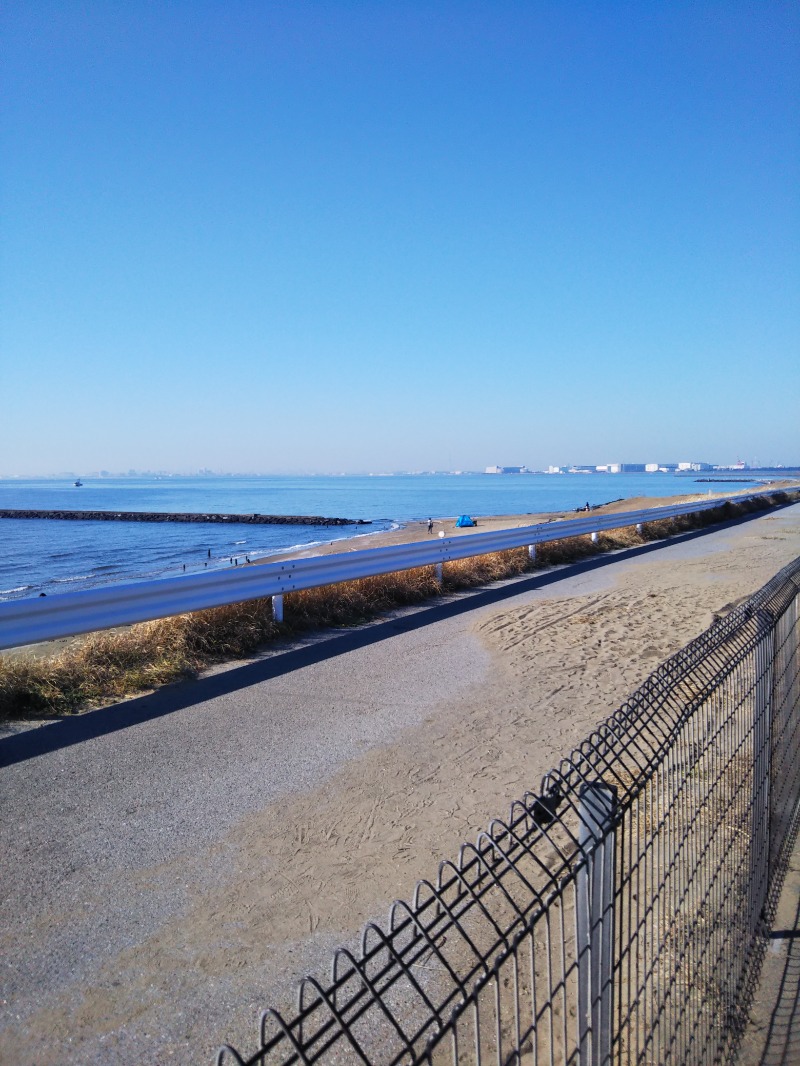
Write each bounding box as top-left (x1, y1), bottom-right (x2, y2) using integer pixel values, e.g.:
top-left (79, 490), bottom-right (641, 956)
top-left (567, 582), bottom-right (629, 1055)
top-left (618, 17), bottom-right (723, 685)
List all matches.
top-left (74, 479), bottom-right (83, 487)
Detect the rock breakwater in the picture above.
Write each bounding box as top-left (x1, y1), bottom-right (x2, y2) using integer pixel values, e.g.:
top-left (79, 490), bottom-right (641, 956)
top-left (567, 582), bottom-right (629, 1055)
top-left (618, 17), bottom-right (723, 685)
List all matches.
top-left (0, 510), bottom-right (370, 526)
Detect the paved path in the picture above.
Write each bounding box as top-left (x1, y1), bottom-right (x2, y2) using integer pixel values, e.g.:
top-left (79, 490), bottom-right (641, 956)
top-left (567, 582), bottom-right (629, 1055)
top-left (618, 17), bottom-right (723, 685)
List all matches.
top-left (2, 505), bottom-right (800, 1064)
top-left (739, 826), bottom-right (800, 1065)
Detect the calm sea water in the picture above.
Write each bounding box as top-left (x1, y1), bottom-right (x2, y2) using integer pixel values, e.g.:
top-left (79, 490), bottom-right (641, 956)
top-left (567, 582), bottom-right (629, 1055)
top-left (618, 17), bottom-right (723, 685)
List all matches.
top-left (0, 473), bottom-right (764, 601)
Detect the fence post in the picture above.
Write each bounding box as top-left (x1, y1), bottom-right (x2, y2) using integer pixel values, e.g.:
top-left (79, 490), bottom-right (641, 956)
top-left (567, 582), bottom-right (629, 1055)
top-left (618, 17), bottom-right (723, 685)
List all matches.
top-left (750, 614), bottom-right (773, 934)
top-left (576, 781), bottom-right (617, 1066)
top-left (272, 594), bottom-right (284, 623)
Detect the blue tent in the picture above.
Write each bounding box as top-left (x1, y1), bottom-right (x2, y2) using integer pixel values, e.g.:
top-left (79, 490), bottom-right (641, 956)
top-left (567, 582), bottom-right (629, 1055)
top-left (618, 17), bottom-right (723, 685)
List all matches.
top-left (455, 514), bottom-right (476, 527)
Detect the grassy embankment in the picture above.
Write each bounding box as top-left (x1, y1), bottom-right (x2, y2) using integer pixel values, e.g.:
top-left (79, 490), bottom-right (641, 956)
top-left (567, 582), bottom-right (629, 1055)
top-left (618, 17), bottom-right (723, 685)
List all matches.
top-left (0, 492), bottom-right (795, 721)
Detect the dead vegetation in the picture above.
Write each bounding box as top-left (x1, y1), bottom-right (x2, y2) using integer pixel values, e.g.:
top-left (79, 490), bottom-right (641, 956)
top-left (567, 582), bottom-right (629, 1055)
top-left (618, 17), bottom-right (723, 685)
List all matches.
top-left (0, 491), bottom-right (794, 720)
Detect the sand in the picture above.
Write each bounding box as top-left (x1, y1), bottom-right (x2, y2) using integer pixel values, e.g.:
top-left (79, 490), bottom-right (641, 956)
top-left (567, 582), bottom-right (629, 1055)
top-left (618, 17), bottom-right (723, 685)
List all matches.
top-left (1, 496), bottom-right (799, 1064)
top-left (254, 481), bottom-right (799, 561)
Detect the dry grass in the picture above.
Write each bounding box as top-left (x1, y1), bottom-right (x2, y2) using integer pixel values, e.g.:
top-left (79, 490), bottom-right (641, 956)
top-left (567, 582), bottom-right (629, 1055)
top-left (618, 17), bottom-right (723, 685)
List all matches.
top-left (1, 491), bottom-right (795, 721)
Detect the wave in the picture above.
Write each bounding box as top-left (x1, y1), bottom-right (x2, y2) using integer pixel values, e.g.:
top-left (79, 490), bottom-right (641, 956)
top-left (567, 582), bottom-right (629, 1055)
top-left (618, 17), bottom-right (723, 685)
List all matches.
top-left (350, 527), bottom-right (393, 540)
top-left (248, 538), bottom-right (325, 560)
top-left (242, 522), bottom-right (399, 563)
top-left (0, 585), bottom-right (32, 595)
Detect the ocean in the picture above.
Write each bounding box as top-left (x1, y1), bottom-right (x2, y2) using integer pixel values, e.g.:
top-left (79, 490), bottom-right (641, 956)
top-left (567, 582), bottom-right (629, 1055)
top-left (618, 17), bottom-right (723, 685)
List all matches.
top-left (0, 473), bottom-right (767, 601)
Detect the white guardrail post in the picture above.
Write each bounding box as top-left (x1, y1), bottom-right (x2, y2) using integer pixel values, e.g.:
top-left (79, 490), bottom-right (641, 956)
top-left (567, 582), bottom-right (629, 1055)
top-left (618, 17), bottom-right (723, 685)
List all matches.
top-left (0, 488), bottom-right (785, 651)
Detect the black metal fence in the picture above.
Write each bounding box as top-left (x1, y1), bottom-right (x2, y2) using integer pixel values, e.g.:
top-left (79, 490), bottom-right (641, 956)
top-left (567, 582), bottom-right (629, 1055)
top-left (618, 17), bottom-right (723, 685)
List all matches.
top-left (217, 557), bottom-right (800, 1066)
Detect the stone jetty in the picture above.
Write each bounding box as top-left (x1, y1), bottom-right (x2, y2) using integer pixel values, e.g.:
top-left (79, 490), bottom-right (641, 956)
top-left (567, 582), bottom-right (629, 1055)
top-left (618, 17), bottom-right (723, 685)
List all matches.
top-left (0, 510), bottom-right (370, 526)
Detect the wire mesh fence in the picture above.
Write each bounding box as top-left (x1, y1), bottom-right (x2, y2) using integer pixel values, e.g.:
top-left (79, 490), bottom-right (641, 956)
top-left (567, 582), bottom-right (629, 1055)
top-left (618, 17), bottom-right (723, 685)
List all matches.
top-left (216, 556), bottom-right (800, 1066)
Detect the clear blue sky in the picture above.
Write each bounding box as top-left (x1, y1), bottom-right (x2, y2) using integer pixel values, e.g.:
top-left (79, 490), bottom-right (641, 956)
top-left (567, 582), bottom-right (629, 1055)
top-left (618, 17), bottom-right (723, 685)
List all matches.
top-left (2, 1), bottom-right (798, 474)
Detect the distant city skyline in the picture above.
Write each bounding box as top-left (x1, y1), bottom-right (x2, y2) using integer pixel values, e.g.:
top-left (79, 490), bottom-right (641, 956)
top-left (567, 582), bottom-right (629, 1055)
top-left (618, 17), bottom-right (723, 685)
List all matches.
top-left (3, 458), bottom-right (798, 481)
top-left (2, 3), bottom-right (798, 476)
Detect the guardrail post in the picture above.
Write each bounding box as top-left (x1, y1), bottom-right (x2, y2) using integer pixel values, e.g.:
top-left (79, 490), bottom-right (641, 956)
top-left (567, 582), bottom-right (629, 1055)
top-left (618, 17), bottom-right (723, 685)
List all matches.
top-left (272, 594), bottom-right (284, 623)
top-left (528, 544), bottom-right (536, 561)
top-left (576, 781), bottom-right (617, 1066)
top-left (635, 523), bottom-right (643, 535)
top-left (591, 532), bottom-right (599, 544)
top-left (434, 563), bottom-right (443, 585)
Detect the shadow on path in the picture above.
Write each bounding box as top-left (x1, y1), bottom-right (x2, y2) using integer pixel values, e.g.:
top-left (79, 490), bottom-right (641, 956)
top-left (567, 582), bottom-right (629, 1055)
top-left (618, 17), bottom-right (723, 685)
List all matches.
top-left (759, 901), bottom-right (800, 1064)
top-left (0, 507), bottom-right (792, 769)
top-left (739, 831), bottom-right (800, 1065)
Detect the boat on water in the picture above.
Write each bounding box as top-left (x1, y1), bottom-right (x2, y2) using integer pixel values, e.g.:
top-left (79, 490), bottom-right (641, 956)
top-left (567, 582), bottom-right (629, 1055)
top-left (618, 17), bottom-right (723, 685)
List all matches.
top-left (74, 480), bottom-right (83, 487)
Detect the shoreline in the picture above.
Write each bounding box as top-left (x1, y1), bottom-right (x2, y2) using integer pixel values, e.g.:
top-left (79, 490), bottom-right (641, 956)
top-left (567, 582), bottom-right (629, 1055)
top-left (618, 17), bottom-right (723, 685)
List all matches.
top-left (2, 482), bottom-right (798, 603)
top-left (254, 481), bottom-right (800, 563)
top-left (2, 484), bottom-right (798, 675)
top-left (6, 482), bottom-right (800, 607)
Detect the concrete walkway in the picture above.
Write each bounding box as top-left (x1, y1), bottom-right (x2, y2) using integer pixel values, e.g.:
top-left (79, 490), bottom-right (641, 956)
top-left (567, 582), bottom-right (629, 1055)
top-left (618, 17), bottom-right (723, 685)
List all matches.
top-left (739, 824), bottom-right (800, 1065)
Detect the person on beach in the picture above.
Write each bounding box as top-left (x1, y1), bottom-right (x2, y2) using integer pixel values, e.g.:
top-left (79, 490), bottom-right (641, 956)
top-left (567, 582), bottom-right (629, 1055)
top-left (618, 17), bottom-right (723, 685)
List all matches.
top-left (427, 518), bottom-right (433, 534)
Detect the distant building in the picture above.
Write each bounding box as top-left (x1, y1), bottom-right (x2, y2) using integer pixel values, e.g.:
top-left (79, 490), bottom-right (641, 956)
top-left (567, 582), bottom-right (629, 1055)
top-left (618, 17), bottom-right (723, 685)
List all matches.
top-left (485, 465), bottom-right (528, 474)
top-left (596, 464), bottom-right (622, 474)
top-left (619, 463), bottom-right (646, 473)
top-left (645, 463), bottom-right (660, 473)
top-left (678, 461), bottom-right (713, 472)
top-left (546, 465), bottom-right (563, 474)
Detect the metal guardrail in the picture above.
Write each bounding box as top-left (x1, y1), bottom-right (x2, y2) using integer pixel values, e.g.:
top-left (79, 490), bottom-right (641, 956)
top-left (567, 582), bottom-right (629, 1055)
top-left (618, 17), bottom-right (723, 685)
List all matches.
top-left (0, 488), bottom-right (790, 651)
top-left (216, 554), bottom-right (800, 1066)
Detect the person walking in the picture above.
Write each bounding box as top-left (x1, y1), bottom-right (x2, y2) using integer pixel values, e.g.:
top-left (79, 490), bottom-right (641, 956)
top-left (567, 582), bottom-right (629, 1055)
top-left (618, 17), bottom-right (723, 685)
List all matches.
top-left (427, 518), bottom-right (433, 534)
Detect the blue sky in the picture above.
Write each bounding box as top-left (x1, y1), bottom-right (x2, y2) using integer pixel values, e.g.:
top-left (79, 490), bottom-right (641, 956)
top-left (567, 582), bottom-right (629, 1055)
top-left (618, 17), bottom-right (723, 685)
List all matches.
top-left (2, 1), bottom-right (798, 473)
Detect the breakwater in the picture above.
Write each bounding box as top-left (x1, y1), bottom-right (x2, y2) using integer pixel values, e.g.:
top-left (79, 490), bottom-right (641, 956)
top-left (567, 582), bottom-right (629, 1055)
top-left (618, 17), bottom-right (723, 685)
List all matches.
top-left (0, 509), bottom-right (370, 526)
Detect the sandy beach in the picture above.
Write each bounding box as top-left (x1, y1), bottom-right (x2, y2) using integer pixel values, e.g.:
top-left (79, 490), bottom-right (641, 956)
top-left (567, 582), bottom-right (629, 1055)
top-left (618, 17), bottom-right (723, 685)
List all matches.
top-left (1, 495), bottom-right (799, 1063)
top-left (258, 481), bottom-right (800, 561)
